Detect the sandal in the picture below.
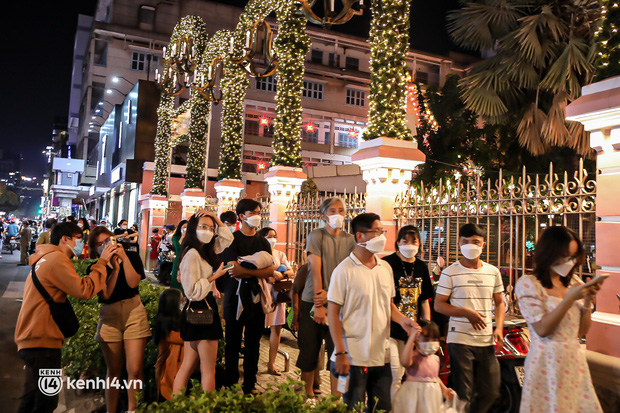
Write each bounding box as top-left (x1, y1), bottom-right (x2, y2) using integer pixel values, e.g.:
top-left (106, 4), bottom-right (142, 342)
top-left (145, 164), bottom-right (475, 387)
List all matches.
top-left (313, 388), bottom-right (322, 395)
top-left (267, 367), bottom-right (282, 376)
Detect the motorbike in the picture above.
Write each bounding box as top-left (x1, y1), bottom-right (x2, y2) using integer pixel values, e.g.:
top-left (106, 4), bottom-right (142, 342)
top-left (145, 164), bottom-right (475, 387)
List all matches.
top-left (3, 235), bottom-right (17, 254)
top-left (438, 318), bottom-right (530, 413)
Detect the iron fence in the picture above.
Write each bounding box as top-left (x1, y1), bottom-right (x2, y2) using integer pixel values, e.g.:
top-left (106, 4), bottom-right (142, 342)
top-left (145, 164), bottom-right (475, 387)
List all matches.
top-left (393, 160), bottom-right (596, 313)
top-left (285, 191), bottom-right (366, 266)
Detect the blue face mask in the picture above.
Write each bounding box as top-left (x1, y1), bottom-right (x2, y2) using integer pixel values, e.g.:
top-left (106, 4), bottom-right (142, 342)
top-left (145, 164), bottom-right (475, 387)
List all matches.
top-left (72, 239), bottom-right (84, 257)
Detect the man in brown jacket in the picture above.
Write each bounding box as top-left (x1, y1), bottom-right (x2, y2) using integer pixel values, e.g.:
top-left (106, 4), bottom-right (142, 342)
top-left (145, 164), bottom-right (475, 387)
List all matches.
top-left (15, 222), bottom-right (118, 413)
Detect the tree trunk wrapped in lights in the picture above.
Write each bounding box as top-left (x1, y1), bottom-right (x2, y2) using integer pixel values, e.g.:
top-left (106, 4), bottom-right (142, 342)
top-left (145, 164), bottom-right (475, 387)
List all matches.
top-left (271, 1), bottom-right (310, 166)
top-left (363, 0), bottom-right (413, 141)
top-left (217, 1), bottom-right (278, 180)
top-left (151, 16), bottom-right (208, 195)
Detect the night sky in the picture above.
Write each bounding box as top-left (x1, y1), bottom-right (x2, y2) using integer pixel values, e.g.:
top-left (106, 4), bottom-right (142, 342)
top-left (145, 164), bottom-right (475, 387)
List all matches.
top-left (0, 0), bottom-right (464, 179)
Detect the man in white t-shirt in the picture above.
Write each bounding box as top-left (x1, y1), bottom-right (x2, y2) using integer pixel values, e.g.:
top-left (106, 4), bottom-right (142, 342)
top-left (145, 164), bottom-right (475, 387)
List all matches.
top-left (328, 213), bottom-right (419, 412)
top-left (434, 223), bottom-right (505, 413)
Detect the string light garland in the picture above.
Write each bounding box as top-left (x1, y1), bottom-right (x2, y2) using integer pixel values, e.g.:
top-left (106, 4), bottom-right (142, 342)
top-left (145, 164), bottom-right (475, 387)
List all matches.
top-left (363, 0), bottom-right (413, 141)
top-left (408, 83), bottom-right (438, 132)
top-left (151, 16), bottom-right (208, 195)
top-left (271, 0), bottom-right (310, 167)
top-left (218, 0), bottom-right (278, 180)
top-left (594, 0), bottom-right (620, 81)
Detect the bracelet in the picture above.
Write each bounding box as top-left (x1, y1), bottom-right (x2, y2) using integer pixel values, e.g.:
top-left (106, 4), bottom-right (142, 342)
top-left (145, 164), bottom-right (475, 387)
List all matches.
top-left (335, 351), bottom-right (348, 356)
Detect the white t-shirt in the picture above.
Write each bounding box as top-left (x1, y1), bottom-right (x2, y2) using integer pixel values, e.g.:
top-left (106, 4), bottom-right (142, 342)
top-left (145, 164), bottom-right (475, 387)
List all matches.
top-left (436, 260), bottom-right (504, 346)
top-left (327, 252), bottom-right (395, 367)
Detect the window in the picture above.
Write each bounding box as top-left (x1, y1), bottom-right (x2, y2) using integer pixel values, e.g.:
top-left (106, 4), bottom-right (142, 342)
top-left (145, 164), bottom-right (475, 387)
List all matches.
top-left (94, 39), bottom-right (108, 67)
top-left (245, 118), bottom-right (259, 136)
top-left (328, 53), bottom-right (340, 68)
top-left (416, 71), bottom-right (429, 84)
top-left (336, 132), bottom-right (358, 148)
top-left (256, 76), bottom-right (277, 92)
top-left (301, 127), bottom-right (319, 143)
top-left (131, 52), bottom-right (158, 72)
top-left (302, 81), bottom-right (323, 100)
top-left (346, 88), bottom-right (366, 107)
top-left (345, 57), bottom-right (359, 71)
top-left (263, 123), bottom-right (275, 138)
top-left (138, 5), bottom-right (156, 30)
top-left (311, 49), bottom-right (323, 64)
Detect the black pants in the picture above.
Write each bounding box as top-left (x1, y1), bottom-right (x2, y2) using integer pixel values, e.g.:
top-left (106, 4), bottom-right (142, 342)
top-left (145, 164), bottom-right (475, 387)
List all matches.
top-left (448, 343), bottom-right (501, 413)
top-left (224, 306), bottom-right (265, 393)
top-left (18, 348), bottom-right (62, 413)
top-left (296, 300), bottom-right (334, 372)
top-left (336, 364), bottom-right (392, 413)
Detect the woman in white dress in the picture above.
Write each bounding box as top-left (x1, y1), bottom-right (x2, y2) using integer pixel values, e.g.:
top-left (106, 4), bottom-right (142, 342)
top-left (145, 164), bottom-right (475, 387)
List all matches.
top-left (515, 226), bottom-right (604, 413)
top-left (259, 227), bottom-right (295, 376)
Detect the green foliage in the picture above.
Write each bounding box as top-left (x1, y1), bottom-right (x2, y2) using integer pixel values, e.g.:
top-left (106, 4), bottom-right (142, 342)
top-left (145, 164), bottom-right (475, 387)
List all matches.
top-left (300, 178), bottom-right (319, 198)
top-left (138, 379), bottom-right (366, 413)
top-left (0, 182), bottom-right (19, 212)
top-left (271, 0), bottom-right (311, 167)
top-left (448, 0), bottom-right (602, 156)
top-left (363, 0), bottom-right (412, 141)
top-left (594, 0), bottom-right (620, 81)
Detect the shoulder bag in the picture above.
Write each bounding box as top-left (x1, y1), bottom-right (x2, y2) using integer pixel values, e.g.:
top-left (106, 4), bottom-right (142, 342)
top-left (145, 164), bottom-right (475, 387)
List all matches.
top-left (30, 263), bottom-right (80, 338)
top-left (185, 298), bottom-right (215, 325)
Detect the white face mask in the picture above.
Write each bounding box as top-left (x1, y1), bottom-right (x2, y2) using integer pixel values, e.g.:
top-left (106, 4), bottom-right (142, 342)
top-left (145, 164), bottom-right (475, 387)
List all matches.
top-left (77, 222), bottom-right (83, 229)
top-left (417, 341), bottom-right (440, 356)
top-left (327, 213), bottom-right (345, 230)
top-left (551, 258), bottom-right (576, 278)
top-left (245, 215), bottom-right (261, 228)
top-left (267, 238), bottom-right (277, 248)
top-left (399, 244), bottom-right (419, 259)
top-left (196, 229), bottom-right (214, 244)
top-left (121, 225), bottom-right (127, 230)
top-left (460, 243), bottom-right (482, 260)
top-left (359, 234), bottom-right (387, 254)
top-left (228, 226), bottom-right (236, 233)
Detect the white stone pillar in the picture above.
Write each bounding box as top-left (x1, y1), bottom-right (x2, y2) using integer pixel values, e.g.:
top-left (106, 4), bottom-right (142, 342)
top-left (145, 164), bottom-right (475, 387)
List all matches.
top-left (214, 179), bottom-right (245, 216)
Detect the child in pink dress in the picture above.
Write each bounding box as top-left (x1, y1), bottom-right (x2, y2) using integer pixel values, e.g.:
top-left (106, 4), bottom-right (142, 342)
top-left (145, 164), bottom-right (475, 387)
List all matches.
top-left (393, 320), bottom-right (454, 413)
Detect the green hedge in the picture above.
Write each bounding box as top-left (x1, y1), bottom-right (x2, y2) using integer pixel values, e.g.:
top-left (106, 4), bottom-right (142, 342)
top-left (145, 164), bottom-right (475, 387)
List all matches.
top-left (138, 379), bottom-right (361, 413)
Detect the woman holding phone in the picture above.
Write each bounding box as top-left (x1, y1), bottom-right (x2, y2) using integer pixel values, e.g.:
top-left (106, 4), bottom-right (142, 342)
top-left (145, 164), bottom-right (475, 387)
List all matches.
top-left (172, 212), bottom-right (233, 393)
top-left (515, 226), bottom-right (604, 412)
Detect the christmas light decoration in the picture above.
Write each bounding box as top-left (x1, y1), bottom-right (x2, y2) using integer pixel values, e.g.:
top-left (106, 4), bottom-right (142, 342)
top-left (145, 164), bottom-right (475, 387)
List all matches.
top-left (151, 16), bottom-right (208, 195)
top-left (271, 0), bottom-right (311, 167)
top-left (260, 115), bottom-right (271, 126)
top-left (408, 83), bottom-right (438, 132)
top-left (218, 0), bottom-right (278, 180)
top-left (363, 0), bottom-right (413, 141)
top-left (594, 0), bottom-right (620, 81)
top-left (348, 128), bottom-right (358, 138)
top-left (305, 122), bottom-right (316, 132)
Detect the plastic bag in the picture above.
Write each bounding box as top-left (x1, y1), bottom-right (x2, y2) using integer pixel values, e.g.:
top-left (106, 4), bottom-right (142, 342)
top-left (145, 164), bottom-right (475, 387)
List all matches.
top-left (442, 395), bottom-right (467, 413)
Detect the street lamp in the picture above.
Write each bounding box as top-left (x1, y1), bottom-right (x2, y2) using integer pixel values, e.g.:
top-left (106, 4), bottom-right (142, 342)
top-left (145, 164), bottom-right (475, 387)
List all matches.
top-left (106, 88), bottom-right (127, 97)
top-left (112, 76), bottom-right (133, 86)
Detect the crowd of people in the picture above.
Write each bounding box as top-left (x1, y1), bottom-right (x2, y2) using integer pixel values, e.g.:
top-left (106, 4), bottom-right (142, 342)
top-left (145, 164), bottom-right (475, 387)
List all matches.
top-left (11, 196), bottom-right (606, 413)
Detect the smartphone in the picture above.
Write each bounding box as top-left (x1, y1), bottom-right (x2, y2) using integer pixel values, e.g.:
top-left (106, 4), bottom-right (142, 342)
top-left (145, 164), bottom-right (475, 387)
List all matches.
top-left (222, 263), bottom-right (235, 271)
top-left (589, 274), bottom-right (609, 284)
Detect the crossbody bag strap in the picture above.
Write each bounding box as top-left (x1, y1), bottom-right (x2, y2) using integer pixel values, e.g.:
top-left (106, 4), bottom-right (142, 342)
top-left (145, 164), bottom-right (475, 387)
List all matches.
top-left (30, 262), bottom-right (55, 305)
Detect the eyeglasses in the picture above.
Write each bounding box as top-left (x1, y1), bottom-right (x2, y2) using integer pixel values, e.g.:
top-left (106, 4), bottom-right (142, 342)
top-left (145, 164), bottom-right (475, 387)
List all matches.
top-left (197, 224), bottom-right (216, 231)
top-left (361, 229), bottom-right (387, 236)
top-left (94, 237), bottom-right (112, 248)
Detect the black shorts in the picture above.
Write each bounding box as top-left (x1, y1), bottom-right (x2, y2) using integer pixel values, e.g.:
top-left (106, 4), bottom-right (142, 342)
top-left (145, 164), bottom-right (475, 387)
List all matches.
top-left (180, 293), bottom-right (223, 341)
top-left (295, 300), bottom-right (334, 372)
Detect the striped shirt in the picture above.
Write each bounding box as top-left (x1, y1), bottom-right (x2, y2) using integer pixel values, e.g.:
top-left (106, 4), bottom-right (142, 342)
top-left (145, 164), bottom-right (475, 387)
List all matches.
top-left (436, 261), bottom-right (504, 346)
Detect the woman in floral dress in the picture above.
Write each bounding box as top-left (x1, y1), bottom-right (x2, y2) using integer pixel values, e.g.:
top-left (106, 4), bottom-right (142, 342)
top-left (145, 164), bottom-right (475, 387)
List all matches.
top-left (515, 226), bottom-right (604, 413)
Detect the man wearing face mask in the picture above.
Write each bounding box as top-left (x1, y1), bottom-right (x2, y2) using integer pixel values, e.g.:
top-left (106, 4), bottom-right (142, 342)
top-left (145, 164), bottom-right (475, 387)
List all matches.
top-left (434, 223), bottom-right (505, 413)
top-left (328, 213), bottom-right (420, 412)
top-left (15, 222), bottom-right (117, 413)
top-left (297, 197), bottom-right (355, 397)
top-left (221, 199), bottom-right (277, 394)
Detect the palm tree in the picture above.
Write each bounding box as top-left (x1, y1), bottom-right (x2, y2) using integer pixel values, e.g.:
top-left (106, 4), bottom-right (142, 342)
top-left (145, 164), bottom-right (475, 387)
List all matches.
top-left (448, 0), bottom-right (602, 156)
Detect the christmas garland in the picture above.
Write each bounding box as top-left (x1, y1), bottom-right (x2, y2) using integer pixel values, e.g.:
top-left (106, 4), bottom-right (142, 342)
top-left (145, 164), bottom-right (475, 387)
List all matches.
top-left (271, 1), bottom-right (310, 167)
top-left (151, 15), bottom-right (208, 195)
top-left (363, 0), bottom-right (413, 141)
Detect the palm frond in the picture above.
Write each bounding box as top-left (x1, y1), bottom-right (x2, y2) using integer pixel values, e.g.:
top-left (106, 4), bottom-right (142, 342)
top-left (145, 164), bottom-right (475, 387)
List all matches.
top-left (460, 81), bottom-right (509, 118)
top-left (541, 92), bottom-right (570, 146)
top-left (540, 35), bottom-right (593, 98)
top-left (517, 103), bottom-right (548, 155)
top-left (503, 55), bottom-right (540, 89)
top-left (566, 121), bottom-right (593, 156)
top-left (447, 2), bottom-right (526, 52)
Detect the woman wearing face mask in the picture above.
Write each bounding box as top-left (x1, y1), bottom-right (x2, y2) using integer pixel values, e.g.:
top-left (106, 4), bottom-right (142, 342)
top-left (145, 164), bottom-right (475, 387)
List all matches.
top-left (170, 220), bottom-right (188, 292)
top-left (515, 226), bottom-right (604, 413)
top-left (88, 226), bottom-right (151, 413)
top-left (173, 211), bottom-right (233, 393)
top-left (382, 225), bottom-right (435, 401)
top-left (258, 227), bottom-right (295, 376)
top-left (77, 218), bottom-right (90, 258)
top-left (392, 320), bottom-right (454, 413)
